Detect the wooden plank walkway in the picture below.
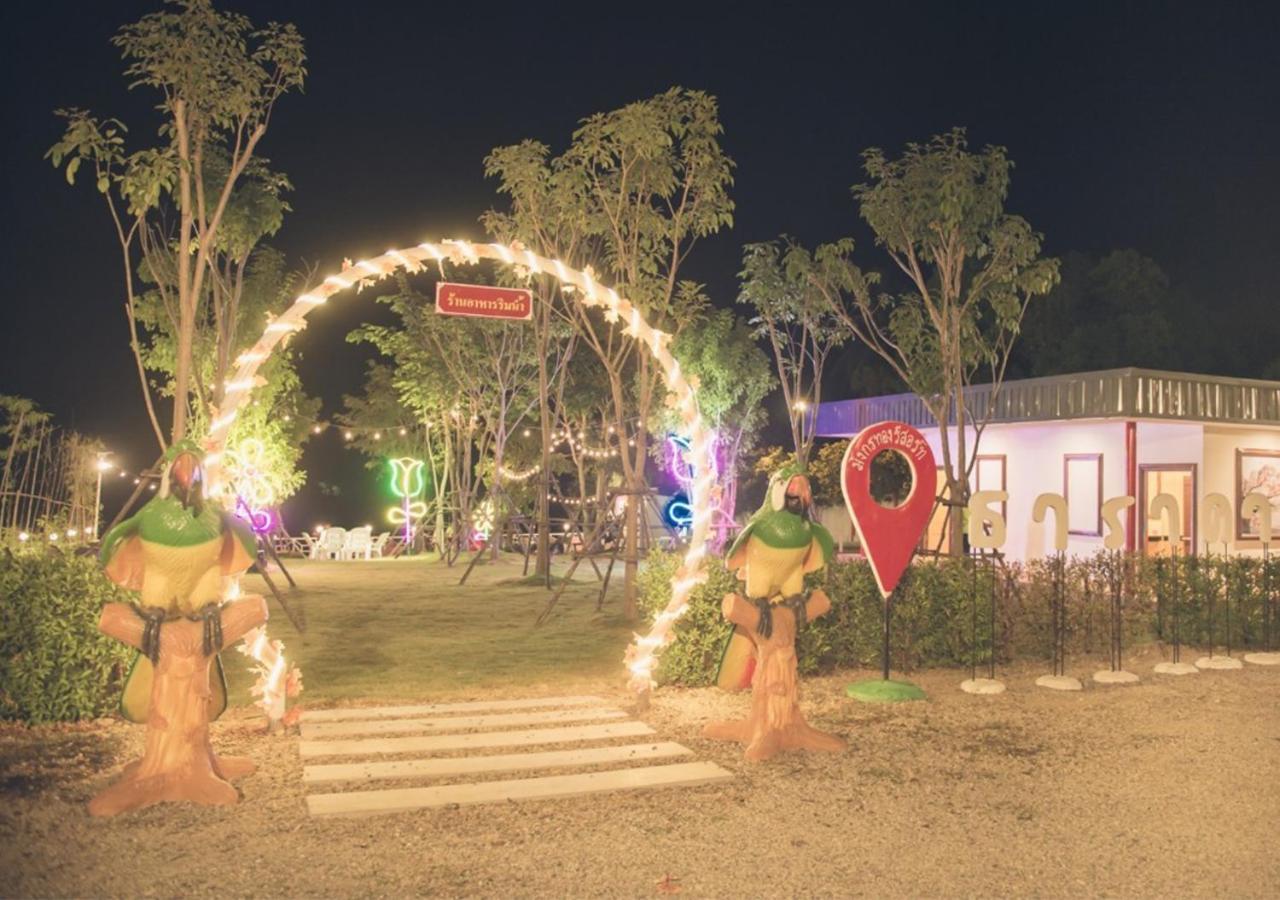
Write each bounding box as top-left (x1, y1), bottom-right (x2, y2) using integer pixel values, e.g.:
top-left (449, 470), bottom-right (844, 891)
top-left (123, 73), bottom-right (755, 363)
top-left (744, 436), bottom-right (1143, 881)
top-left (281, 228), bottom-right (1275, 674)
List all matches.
top-left (299, 720), bottom-right (655, 759)
top-left (300, 695), bottom-right (607, 723)
top-left (297, 696), bottom-right (731, 817)
top-left (300, 706), bottom-right (628, 739)
top-left (302, 741), bottom-right (693, 785)
top-left (307, 761), bottom-right (733, 817)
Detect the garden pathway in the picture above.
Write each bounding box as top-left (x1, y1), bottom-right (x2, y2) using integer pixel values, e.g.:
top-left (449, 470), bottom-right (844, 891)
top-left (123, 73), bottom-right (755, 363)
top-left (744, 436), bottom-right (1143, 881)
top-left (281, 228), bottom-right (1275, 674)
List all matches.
top-left (296, 695), bottom-right (732, 816)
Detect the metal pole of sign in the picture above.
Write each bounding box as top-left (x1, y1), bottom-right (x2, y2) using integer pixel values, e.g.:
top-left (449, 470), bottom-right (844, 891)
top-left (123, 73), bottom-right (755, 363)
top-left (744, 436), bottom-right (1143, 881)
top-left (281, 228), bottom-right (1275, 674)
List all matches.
top-left (988, 553), bottom-right (999, 681)
top-left (882, 586), bottom-right (893, 682)
top-left (1110, 551), bottom-right (1123, 671)
top-left (1206, 551), bottom-right (1217, 659)
top-left (1224, 553), bottom-right (1233, 658)
top-left (1266, 547), bottom-right (1275, 651)
top-left (1054, 553), bottom-right (1066, 678)
top-left (969, 552), bottom-right (978, 684)
top-left (1171, 549), bottom-right (1182, 665)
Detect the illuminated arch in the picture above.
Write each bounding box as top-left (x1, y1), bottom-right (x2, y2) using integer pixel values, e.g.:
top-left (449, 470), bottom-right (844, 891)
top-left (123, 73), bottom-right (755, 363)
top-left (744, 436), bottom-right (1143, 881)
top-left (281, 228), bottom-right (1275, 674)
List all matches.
top-left (204, 239), bottom-right (716, 709)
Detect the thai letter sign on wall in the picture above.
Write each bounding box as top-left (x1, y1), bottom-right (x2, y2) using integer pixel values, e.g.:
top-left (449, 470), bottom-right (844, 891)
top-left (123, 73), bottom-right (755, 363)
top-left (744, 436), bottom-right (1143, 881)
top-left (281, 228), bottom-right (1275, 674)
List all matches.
top-left (435, 282), bottom-right (533, 321)
top-left (841, 421), bottom-right (937, 599)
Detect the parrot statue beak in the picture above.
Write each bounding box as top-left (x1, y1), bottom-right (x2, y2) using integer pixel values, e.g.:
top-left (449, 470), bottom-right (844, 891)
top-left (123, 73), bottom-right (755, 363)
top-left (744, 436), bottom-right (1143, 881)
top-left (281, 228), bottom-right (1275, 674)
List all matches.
top-left (784, 474), bottom-right (812, 517)
top-left (170, 451), bottom-right (205, 517)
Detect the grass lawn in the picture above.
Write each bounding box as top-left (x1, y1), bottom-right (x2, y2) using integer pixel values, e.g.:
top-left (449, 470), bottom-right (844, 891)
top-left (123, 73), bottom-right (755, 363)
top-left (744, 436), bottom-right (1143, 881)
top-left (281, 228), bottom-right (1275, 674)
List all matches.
top-left (227, 554), bottom-right (637, 705)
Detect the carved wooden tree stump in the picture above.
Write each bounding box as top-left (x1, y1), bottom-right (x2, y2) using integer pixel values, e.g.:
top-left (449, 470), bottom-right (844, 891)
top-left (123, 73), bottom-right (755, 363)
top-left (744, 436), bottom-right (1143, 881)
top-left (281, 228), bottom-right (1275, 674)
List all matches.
top-left (704, 588), bottom-right (846, 762)
top-left (89, 596), bottom-right (267, 817)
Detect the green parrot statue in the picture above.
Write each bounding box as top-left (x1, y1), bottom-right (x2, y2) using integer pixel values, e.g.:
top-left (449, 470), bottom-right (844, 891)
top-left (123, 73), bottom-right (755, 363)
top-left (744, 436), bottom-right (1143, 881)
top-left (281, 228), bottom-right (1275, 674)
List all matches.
top-left (99, 440), bottom-right (257, 723)
top-left (715, 463), bottom-right (834, 689)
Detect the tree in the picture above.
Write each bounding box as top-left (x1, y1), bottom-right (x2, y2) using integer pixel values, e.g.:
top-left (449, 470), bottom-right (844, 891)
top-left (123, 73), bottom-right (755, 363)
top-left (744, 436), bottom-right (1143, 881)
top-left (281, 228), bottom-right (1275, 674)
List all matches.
top-left (47, 0), bottom-right (305, 447)
top-left (351, 276), bottom-right (543, 561)
top-left (663, 309), bottom-right (775, 549)
top-left (794, 128), bottom-right (1059, 554)
top-left (484, 141), bottom-right (589, 581)
top-left (1014, 250), bottom-right (1176, 377)
top-left (486, 88), bottom-right (734, 620)
top-left (738, 240), bottom-right (853, 468)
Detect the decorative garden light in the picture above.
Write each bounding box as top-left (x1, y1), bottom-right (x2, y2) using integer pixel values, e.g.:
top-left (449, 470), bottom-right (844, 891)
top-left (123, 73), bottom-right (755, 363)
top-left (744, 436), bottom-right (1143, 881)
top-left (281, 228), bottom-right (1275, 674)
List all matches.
top-left (472, 497), bottom-right (496, 543)
top-left (202, 239), bottom-right (717, 710)
top-left (223, 439), bottom-right (277, 535)
top-left (387, 456), bottom-right (427, 546)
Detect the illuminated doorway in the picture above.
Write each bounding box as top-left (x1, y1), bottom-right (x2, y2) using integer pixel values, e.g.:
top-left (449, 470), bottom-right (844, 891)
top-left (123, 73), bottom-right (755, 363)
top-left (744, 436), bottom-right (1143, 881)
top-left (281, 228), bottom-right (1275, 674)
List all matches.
top-left (1139, 464), bottom-right (1196, 556)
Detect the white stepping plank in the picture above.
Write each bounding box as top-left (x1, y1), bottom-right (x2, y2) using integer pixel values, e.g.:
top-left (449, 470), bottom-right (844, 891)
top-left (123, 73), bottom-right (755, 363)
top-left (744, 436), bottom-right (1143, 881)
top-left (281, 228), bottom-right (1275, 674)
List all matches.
top-left (301, 695), bottom-right (606, 723)
top-left (306, 761), bottom-right (734, 817)
top-left (303, 741), bottom-right (693, 785)
top-left (301, 707), bottom-right (628, 740)
top-left (299, 720), bottom-right (654, 759)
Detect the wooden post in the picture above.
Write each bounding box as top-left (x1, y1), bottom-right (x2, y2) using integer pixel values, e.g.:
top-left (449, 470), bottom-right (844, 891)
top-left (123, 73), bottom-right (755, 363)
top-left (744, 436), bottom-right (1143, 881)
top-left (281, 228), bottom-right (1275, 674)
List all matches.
top-left (88, 596), bottom-right (268, 817)
top-left (703, 589), bottom-right (846, 762)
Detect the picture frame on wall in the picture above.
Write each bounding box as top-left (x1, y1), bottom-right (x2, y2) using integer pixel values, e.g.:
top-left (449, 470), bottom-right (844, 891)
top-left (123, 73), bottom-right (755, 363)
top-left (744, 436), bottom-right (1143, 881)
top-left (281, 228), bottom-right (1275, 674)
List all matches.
top-left (1064, 453), bottom-right (1102, 537)
top-left (1235, 448), bottom-right (1280, 540)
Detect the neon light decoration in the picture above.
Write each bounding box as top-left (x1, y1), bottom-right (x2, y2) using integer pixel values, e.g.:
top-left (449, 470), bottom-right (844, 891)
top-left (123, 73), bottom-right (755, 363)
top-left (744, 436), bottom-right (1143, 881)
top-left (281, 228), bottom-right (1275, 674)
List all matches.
top-left (387, 457), bottom-right (428, 546)
top-left (202, 239), bottom-right (717, 706)
top-left (472, 498), bottom-right (496, 543)
top-left (663, 494), bottom-right (694, 531)
top-left (223, 438), bottom-right (277, 535)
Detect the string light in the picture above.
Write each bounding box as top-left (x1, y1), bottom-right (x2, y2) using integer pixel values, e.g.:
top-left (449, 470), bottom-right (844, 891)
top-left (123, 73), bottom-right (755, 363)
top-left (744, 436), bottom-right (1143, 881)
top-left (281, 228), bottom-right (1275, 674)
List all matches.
top-left (499, 464), bottom-right (541, 481)
top-left (201, 239), bottom-right (715, 704)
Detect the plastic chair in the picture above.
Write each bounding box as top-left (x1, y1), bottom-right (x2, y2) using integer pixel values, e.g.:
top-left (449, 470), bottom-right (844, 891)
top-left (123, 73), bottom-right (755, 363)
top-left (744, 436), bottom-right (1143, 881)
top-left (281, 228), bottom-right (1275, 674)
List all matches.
top-left (313, 527), bottom-right (347, 560)
top-left (343, 526), bottom-right (373, 560)
top-left (370, 532), bottom-right (391, 558)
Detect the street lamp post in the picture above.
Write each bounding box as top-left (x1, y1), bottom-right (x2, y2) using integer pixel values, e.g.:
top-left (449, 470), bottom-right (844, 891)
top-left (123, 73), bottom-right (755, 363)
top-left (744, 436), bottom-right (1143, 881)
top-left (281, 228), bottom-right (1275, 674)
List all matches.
top-left (93, 454), bottom-right (112, 540)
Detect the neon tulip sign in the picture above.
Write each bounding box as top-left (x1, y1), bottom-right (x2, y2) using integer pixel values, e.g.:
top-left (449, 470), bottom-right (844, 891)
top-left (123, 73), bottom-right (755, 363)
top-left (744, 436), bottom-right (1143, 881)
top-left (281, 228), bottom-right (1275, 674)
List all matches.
top-left (387, 457), bottom-right (427, 547)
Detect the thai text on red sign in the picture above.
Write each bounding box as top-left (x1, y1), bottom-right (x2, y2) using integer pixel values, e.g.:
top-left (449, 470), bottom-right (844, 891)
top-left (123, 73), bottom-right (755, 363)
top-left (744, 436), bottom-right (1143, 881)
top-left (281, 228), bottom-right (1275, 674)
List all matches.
top-left (435, 282), bottom-right (533, 321)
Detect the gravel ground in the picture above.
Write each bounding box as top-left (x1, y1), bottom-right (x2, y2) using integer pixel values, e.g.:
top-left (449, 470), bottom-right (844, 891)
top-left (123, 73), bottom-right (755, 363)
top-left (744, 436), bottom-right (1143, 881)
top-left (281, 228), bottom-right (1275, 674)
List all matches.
top-left (2, 651), bottom-right (1278, 898)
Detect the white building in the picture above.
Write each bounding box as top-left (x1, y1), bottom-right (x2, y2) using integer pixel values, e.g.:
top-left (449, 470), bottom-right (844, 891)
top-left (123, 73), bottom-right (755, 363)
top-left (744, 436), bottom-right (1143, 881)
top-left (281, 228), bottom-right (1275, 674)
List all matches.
top-left (815, 368), bottom-right (1280, 561)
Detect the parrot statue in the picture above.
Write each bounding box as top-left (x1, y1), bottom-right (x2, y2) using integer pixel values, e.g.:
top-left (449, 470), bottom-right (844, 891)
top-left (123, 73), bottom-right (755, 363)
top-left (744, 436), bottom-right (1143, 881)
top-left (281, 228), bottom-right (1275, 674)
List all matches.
top-left (715, 463), bottom-right (835, 690)
top-left (99, 440), bottom-right (257, 723)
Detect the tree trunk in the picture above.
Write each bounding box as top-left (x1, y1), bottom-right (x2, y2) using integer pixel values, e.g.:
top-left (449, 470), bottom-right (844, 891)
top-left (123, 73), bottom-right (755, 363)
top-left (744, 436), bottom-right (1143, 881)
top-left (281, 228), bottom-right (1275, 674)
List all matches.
top-left (88, 596), bottom-right (267, 817)
top-left (704, 589), bottom-right (846, 762)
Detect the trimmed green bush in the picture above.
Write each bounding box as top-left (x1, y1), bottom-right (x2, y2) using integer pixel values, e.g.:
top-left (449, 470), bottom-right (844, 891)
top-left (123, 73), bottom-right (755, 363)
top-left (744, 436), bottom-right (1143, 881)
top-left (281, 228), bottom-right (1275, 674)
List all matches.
top-left (0, 547), bottom-right (136, 723)
top-left (639, 549), bottom-right (1280, 686)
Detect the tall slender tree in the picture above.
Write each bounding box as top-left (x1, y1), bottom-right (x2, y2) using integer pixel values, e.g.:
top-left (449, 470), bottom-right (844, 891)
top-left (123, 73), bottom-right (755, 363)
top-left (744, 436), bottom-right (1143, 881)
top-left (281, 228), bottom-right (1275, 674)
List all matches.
top-left (47, 0), bottom-right (305, 446)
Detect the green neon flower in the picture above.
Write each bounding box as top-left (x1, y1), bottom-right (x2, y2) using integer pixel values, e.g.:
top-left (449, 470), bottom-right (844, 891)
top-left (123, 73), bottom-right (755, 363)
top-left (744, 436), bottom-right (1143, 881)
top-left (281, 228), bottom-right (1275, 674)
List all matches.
top-left (389, 457), bottom-right (426, 499)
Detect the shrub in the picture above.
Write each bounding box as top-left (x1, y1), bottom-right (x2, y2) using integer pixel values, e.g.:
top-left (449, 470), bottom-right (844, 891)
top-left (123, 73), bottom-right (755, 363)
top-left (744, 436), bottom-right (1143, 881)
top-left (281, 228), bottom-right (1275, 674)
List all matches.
top-left (0, 547), bottom-right (136, 723)
top-left (638, 548), bottom-right (1280, 686)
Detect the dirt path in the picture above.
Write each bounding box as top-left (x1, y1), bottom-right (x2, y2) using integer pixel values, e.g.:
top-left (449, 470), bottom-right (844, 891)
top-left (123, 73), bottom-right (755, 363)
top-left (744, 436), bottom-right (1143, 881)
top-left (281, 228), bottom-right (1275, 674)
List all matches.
top-left (3, 656), bottom-right (1277, 898)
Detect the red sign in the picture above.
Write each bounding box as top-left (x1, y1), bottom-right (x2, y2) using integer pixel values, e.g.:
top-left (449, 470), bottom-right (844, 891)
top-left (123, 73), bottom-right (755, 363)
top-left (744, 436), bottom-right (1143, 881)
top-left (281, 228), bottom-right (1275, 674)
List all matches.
top-left (435, 282), bottom-right (533, 321)
top-left (841, 421), bottom-right (937, 599)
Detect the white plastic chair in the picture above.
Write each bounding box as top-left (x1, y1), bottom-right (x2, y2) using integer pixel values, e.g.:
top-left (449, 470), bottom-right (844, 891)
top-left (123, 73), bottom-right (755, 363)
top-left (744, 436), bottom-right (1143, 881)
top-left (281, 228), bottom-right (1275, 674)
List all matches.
top-left (343, 526), bottom-right (373, 560)
top-left (313, 526), bottom-right (347, 560)
top-left (369, 532), bottom-right (391, 558)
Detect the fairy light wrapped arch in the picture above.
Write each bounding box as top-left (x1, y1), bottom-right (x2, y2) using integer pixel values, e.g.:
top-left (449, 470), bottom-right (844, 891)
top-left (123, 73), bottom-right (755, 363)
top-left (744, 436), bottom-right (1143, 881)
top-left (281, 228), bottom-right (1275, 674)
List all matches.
top-left (203, 239), bottom-right (716, 710)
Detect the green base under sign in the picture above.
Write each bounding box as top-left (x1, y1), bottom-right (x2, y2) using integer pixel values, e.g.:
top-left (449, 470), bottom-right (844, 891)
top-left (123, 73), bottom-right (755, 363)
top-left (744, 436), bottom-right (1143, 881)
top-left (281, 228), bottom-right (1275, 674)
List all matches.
top-left (845, 679), bottom-right (926, 703)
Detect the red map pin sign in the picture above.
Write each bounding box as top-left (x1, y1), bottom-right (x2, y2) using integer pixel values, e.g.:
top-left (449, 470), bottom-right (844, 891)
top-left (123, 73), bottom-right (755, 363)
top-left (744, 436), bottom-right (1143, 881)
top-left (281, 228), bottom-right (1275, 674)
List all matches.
top-left (841, 421), bottom-right (937, 599)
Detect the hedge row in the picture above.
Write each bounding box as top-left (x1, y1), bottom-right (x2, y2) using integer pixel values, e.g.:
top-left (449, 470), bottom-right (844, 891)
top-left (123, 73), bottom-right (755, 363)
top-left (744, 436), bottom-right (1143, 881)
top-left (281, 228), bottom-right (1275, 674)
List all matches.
top-left (0, 547), bottom-right (136, 723)
top-left (639, 550), bottom-right (1280, 686)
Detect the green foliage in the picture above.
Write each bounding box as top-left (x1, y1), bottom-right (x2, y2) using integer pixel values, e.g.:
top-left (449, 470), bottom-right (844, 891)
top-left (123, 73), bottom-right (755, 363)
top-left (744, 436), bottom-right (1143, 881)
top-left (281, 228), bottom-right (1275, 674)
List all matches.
top-left (738, 240), bottom-right (852, 466)
top-left (0, 549), bottom-right (136, 723)
top-left (1015, 250), bottom-right (1177, 377)
top-left (637, 550), bottom-right (740, 687)
top-left (639, 549), bottom-right (1280, 686)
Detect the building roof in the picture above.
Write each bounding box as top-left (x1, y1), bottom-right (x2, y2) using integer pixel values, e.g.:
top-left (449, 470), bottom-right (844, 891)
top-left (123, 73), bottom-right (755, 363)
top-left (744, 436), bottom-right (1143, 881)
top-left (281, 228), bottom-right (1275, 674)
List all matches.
top-left (815, 367), bottom-right (1280, 436)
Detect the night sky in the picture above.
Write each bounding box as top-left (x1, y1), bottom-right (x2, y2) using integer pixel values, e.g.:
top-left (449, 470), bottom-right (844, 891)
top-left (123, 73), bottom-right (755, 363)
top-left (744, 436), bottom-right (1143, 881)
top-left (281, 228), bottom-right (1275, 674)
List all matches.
top-left (3, 1), bottom-right (1278, 529)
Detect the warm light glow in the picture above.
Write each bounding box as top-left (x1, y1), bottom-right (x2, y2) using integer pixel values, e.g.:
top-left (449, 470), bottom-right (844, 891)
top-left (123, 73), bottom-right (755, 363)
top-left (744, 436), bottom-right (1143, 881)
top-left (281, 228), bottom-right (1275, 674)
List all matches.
top-left (792, 399), bottom-right (810, 412)
top-left (18, 532), bottom-right (29, 542)
top-left (96, 459), bottom-right (112, 472)
top-left (66, 528), bottom-right (78, 538)
top-left (200, 239), bottom-right (716, 700)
